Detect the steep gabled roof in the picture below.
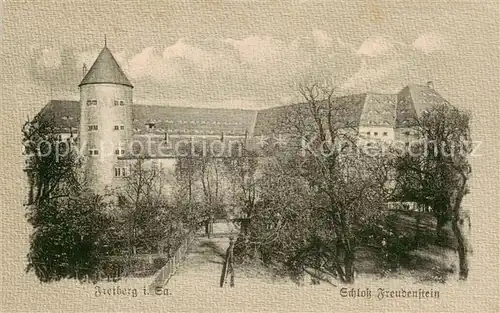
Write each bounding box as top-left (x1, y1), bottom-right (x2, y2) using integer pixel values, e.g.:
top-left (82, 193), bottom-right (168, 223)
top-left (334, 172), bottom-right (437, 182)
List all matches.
top-left (79, 46), bottom-right (133, 88)
top-left (407, 83), bottom-right (447, 115)
top-left (395, 83), bottom-right (447, 128)
top-left (359, 93), bottom-right (397, 127)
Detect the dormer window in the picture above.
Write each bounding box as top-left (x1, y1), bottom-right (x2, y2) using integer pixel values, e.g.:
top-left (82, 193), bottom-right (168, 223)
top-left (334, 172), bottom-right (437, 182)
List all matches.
top-left (114, 100), bottom-right (125, 106)
top-left (87, 99), bottom-right (97, 106)
top-left (374, 132), bottom-right (378, 136)
top-left (146, 122), bottom-right (156, 130)
top-left (383, 132), bottom-right (388, 136)
top-left (366, 132), bottom-right (370, 136)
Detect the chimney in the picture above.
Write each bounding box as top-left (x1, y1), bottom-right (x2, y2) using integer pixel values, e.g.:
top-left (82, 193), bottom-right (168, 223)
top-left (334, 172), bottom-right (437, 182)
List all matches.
top-left (82, 63), bottom-right (88, 77)
top-left (426, 81), bottom-right (434, 89)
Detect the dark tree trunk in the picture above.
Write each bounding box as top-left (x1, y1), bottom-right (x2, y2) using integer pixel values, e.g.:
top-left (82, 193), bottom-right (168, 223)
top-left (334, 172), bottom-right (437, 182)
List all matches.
top-left (205, 220), bottom-right (210, 238)
top-left (343, 250), bottom-right (355, 284)
top-left (435, 214), bottom-right (448, 245)
top-left (451, 218), bottom-right (468, 280)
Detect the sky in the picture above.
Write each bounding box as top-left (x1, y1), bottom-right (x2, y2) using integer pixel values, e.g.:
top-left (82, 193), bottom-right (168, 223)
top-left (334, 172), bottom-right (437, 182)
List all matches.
top-left (1, 0), bottom-right (498, 115)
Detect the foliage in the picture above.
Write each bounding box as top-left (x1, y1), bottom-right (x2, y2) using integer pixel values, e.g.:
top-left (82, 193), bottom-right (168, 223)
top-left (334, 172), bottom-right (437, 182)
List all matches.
top-left (22, 113), bottom-right (81, 205)
top-left (23, 114), bottom-right (110, 282)
top-left (393, 102), bottom-right (472, 279)
top-left (26, 191), bottom-right (111, 282)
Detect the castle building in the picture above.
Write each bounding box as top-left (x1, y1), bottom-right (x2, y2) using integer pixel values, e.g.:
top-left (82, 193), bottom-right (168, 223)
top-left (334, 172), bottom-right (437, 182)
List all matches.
top-left (31, 43), bottom-right (449, 193)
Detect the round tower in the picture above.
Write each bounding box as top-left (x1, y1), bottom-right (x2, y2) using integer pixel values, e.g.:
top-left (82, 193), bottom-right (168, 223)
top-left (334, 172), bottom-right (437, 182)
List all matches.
top-left (79, 43), bottom-right (133, 192)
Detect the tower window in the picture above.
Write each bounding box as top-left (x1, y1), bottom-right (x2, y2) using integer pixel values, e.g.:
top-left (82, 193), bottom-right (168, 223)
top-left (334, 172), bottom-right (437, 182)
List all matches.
top-left (383, 132), bottom-right (388, 136)
top-left (120, 125), bottom-right (125, 130)
top-left (88, 125), bottom-right (98, 131)
top-left (366, 132), bottom-right (370, 136)
top-left (114, 149), bottom-right (126, 155)
top-left (146, 122), bottom-right (156, 130)
top-left (374, 132), bottom-right (378, 136)
top-left (114, 100), bottom-right (125, 106)
top-left (87, 99), bottom-right (97, 106)
top-left (89, 149), bottom-right (99, 156)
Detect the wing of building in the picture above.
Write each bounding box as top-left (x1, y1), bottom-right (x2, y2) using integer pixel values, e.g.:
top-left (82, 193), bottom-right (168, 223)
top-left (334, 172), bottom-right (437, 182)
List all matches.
top-left (29, 43), bottom-right (450, 192)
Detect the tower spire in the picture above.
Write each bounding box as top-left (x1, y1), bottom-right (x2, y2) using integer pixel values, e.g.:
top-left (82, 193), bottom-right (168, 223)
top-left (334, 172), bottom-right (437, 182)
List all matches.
top-left (104, 34), bottom-right (107, 47)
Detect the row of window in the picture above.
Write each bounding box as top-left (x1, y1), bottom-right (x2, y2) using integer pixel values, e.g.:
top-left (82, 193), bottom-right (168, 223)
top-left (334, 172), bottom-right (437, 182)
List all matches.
top-left (366, 131), bottom-right (388, 136)
top-left (88, 149), bottom-right (126, 156)
top-left (139, 120), bottom-right (243, 126)
top-left (86, 100), bottom-right (126, 106)
top-left (114, 167), bottom-right (128, 177)
top-left (87, 125), bottom-right (125, 131)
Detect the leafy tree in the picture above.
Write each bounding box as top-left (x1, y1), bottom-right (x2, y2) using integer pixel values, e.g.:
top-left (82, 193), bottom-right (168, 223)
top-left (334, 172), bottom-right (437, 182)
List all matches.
top-left (393, 102), bottom-right (472, 279)
top-left (22, 113), bottom-right (81, 205)
top-left (23, 114), bottom-right (110, 282)
top-left (26, 191), bottom-right (111, 282)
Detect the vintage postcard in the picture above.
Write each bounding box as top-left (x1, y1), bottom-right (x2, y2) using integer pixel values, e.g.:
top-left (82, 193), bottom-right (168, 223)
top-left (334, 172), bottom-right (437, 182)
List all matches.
top-left (1, 0), bottom-right (499, 312)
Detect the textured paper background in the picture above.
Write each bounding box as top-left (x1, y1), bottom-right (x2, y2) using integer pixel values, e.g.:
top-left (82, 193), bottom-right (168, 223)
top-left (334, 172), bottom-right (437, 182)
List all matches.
top-left (1, 0), bottom-right (499, 312)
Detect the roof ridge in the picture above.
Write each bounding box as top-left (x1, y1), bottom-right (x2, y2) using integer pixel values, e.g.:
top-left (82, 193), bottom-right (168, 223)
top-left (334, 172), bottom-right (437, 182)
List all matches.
top-left (132, 104), bottom-right (257, 112)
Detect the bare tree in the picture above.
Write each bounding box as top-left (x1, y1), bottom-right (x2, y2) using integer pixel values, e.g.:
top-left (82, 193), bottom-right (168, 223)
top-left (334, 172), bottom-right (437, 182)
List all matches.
top-left (243, 83), bottom-right (392, 283)
top-left (118, 158), bottom-right (173, 255)
top-left (174, 142), bottom-right (229, 238)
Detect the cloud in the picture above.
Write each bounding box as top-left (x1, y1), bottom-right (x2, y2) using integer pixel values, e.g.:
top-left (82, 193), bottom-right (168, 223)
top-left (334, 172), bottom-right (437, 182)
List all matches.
top-left (356, 36), bottom-right (400, 57)
top-left (36, 34), bottom-right (407, 107)
top-left (225, 35), bottom-right (301, 68)
top-left (412, 32), bottom-right (449, 53)
top-left (341, 58), bottom-right (405, 92)
top-left (161, 38), bottom-right (222, 70)
top-left (343, 36), bottom-right (411, 92)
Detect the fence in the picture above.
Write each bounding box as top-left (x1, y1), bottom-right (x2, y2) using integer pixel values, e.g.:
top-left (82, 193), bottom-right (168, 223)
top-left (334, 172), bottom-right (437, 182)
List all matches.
top-left (148, 231), bottom-right (196, 293)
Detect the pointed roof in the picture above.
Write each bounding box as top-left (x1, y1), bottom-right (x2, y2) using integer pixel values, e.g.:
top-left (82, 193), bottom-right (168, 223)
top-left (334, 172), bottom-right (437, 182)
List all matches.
top-left (79, 46), bottom-right (133, 88)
